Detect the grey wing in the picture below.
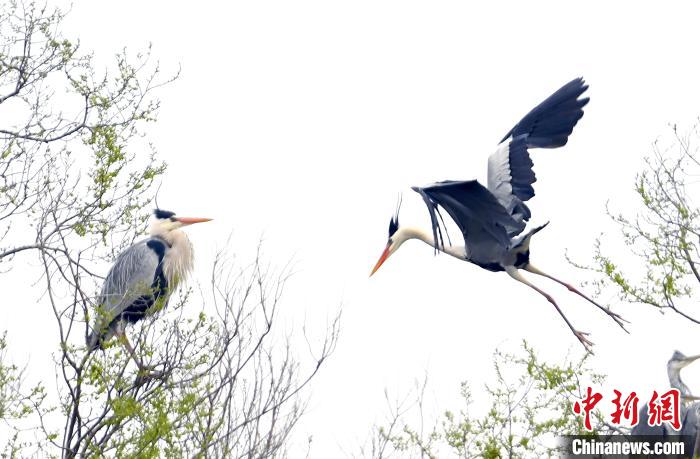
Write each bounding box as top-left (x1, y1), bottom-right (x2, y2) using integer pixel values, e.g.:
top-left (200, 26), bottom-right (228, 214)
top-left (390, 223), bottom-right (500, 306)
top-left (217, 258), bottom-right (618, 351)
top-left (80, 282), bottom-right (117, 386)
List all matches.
top-left (487, 138), bottom-right (535, 226)
top-left (412, 180), bottom-right (524, 261)
top-left (487, 78), bottom-right (589, 229)
top-left (94, 240), bottom-right (160, 326)
top-left (631, 407), bottom-right (666, 436)
top-left (681, 404), bottom-right (700, 454)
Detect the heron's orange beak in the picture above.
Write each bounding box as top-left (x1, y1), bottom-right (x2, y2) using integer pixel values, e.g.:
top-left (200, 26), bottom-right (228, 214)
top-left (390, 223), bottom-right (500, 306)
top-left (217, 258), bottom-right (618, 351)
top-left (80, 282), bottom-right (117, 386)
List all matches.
top-left (176, 217), bottom-right (213, 226)
top-left (370, 243), bottom-right (392, 277)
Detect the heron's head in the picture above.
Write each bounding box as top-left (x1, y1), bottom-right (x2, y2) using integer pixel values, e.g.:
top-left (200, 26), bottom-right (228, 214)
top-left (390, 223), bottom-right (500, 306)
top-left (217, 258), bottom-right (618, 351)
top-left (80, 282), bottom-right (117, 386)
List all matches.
top-left (150, 209), bottom-right (212, 235)
top-left (668, 350), bottom-right (700, 373)
top-left (370, 200), bottom-right (408, 276)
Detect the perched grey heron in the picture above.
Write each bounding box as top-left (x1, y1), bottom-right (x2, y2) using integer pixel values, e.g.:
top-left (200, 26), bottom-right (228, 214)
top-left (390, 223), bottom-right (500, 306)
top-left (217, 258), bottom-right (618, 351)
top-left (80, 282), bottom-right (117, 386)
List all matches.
top-left (87, 209), bottom-right (211, 374)
top-left (632, 351), bottom-right (700, 455)
top-left (370, 78), bottom-right (627, 352)
top-left (667, 351), bottom-right (700, 455)
top-left (667, 351), bottom-right (700, 402)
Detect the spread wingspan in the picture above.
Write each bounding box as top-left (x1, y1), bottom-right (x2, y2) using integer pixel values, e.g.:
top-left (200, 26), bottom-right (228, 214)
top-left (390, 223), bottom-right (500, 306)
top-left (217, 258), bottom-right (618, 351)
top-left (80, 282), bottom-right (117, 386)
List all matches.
top-left (488, 78), bottom-right (589, 228)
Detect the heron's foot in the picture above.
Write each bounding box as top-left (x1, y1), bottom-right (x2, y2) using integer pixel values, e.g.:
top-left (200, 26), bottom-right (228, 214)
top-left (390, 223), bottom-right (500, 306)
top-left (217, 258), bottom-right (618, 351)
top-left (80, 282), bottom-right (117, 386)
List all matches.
top-left (134, 367), bottom-right (165, 386)
top-left (137, 362), bottom-right (158, 373)
top-left (574, 330), bottom-right (594, 354)
top-left (137, 361), bottom-right (163, 376)
top-left (604, 309), bottom-right (630, 333)
top-left (557, 281), bottom-right (631, 333)
top-left (135, 360), bottom-right (164, 379)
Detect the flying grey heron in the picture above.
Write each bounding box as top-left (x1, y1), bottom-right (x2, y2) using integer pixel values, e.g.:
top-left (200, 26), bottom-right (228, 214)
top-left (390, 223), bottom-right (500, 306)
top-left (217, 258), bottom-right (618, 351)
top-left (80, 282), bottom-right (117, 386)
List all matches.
top-left (632, 351), bottom-right (700, 455)
top-left (86, 209), bottom-right (211, 375)
top-left (370, 78), bottom-right (627, 352)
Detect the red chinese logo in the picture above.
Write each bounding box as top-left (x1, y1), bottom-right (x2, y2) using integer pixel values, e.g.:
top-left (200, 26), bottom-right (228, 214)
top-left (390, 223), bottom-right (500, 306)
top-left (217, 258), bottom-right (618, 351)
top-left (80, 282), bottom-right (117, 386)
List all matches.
top-left (648, 389), bottom-right (681, 431)
top-left (573, 386), bottom-right (603, 431)
top-left (573, 387), bottom-right (682, 431)
top-left (611, 390), bottom-right (639, 427)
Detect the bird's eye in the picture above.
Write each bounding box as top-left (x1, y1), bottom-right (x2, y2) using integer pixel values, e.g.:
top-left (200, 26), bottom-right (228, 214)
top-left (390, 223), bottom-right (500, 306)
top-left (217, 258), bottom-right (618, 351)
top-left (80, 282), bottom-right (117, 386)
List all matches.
top-left (388, 238), bottom-right (393, 245)
top-left (170, 217), bottom-right (177, 222)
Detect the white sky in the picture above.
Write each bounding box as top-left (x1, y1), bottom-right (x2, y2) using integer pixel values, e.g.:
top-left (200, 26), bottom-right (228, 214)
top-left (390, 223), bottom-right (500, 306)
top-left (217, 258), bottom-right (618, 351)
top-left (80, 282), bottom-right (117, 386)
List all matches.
top-left (5, 1), bottom-right (700, 456)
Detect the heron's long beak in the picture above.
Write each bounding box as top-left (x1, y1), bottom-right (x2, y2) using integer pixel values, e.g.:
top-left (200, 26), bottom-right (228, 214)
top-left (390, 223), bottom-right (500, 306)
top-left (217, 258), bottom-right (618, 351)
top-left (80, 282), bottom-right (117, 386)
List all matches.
top-left (370, 243), bottom-right (392, 277)
top-left (176, 217), bottom-right (213, 226)
top-left (681, 354), bottom-right (700, 367)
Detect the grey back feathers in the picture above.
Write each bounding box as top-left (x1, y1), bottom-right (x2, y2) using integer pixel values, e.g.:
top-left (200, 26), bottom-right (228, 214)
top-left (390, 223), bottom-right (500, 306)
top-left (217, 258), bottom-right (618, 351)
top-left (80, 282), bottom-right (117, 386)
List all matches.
top-left (87, 237), bottom-right (167, 350)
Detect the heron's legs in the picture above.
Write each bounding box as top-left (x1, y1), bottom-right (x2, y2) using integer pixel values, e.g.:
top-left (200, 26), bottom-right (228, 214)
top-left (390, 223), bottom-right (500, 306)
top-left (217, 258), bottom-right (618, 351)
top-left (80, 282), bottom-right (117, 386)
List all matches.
top-left (116, 330), bottom-right (162, 379)
top-left (524, 264), bottom-right (629, 333)
top-left (505, 266), bottom-right (594, 353)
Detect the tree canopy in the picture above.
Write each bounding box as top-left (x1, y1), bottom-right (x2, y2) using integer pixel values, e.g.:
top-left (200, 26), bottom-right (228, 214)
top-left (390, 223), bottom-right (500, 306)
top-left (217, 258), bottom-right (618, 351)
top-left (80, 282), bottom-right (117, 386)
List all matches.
top-left (0, 3), bottom-right (338, 456)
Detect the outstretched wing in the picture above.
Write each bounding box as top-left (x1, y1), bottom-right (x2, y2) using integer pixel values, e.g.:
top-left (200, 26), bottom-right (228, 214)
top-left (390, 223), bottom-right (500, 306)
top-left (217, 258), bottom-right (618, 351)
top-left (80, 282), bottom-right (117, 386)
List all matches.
top-left (488, 78), bottom-right (589, 227)
top-left (412, 180), bottom-right (524, 258)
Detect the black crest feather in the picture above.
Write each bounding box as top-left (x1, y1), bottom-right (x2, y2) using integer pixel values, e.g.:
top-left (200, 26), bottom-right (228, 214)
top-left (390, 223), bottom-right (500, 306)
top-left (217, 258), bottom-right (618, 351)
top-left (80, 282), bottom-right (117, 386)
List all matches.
top-left (154, 209), bottom-right (176, 220)
top-left (388, 194), bottom-right (402, 238)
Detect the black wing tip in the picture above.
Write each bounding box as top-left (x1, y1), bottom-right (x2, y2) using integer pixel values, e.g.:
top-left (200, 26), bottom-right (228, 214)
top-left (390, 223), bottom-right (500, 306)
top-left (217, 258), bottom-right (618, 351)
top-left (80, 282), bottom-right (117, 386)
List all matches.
top-left (558, 77), bottom-right (590, 103)
top-left (415, 180), bottom-right (476, 192)
top-left (578, 96), bottom-right (591, 109)
top-left (500, 77), bottom-right (590, 144)
top-left (569, 76), bottom-right (587, 88)
top-left (561, 77), bottom-right (588, 96)
top-left (154, 208), bottom-right (176, 220)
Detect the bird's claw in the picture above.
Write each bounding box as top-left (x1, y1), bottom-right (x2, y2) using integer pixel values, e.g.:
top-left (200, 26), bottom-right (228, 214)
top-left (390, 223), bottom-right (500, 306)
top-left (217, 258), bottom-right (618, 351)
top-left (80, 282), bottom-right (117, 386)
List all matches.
top-left (608, 310), bottom-right (631, 333)
top-left (134, 371), bottom-right (164, 386)
top-left (134, 365), bottom-right (166, 385)
top-left (575, 331), bottom-right (594, 354)
top-left (600, 308), bottom-right (631, 333)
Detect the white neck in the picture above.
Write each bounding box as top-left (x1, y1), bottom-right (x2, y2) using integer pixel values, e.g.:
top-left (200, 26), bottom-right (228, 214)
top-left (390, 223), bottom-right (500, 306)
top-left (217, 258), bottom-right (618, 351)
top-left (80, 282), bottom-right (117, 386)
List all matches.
top-left (402, 227), bottom-right (466, 260)
top-left (152, 228), bottom-right (194, 288)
